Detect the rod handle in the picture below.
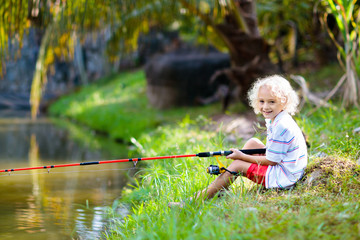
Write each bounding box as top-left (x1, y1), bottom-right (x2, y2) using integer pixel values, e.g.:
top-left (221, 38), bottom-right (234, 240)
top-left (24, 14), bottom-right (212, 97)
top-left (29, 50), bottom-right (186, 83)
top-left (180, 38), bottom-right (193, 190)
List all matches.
top-left (196, 148), bottom-right (266, 157)
top-left (239, 148), bottom-right (266, 155)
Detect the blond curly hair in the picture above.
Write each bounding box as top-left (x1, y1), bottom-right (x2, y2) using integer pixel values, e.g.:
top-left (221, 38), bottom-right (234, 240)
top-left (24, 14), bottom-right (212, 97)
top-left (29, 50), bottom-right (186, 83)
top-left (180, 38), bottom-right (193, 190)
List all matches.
top-left (248, 75), bottom-right (299, 115)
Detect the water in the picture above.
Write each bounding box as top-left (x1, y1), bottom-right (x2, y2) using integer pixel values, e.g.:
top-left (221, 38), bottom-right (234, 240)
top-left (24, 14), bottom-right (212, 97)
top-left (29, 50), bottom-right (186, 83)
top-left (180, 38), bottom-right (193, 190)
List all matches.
top-left (0, 111), bottom-right (134, 239)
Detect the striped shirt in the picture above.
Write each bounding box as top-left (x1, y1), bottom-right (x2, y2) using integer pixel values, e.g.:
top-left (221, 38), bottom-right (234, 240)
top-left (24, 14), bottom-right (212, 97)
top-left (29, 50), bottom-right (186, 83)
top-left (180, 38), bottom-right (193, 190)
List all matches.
top-left (265, 111), bottom-right (307, 189)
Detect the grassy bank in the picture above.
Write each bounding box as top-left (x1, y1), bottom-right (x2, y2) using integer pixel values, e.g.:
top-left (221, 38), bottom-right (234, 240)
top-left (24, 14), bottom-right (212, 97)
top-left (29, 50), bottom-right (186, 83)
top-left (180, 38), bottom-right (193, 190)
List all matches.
top-left (49, 70), bottom-right (226, 142)
top-left (49, 69), bottom-right (360, 239)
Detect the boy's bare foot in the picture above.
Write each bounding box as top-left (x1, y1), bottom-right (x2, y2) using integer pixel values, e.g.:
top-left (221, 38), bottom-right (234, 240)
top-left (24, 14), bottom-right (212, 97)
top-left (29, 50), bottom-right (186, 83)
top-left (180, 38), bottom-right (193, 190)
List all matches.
top-left (168, 201), bottom-right (185, 208)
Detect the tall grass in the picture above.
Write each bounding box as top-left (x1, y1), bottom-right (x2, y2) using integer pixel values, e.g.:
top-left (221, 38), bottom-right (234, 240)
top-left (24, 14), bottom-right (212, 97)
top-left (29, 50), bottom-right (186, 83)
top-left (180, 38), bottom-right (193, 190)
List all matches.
top-left (299, 106), bottom-right (360, 157)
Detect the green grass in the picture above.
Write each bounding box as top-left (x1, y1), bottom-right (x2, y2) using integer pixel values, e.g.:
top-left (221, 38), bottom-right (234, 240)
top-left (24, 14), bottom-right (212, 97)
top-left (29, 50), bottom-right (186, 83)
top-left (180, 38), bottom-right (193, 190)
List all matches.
top-left (102, 106), bottom-right (360, 240)
top-left (49, 68), bottom-right (360, 239)
top-left (298, 106), bottom-right (360, 158)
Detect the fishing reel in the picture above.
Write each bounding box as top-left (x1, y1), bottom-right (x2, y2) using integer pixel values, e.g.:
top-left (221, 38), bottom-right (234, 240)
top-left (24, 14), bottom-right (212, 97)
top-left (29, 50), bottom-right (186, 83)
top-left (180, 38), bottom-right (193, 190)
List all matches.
top-left (207, 165), bottom-right (222, 175)
top-left (206, 157), bottom-right (238, 176)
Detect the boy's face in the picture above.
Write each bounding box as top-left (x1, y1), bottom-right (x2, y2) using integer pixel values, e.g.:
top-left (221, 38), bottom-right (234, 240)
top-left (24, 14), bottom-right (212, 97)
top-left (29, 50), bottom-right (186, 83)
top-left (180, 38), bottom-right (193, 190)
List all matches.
top-left (257, 86), bottom-right (286, 122)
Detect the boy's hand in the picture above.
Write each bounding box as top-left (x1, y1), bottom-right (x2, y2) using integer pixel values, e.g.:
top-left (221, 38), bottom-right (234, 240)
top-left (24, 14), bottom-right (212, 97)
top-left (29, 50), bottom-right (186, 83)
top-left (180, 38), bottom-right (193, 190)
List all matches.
top-left (226, 148), bottom-right (246, 160)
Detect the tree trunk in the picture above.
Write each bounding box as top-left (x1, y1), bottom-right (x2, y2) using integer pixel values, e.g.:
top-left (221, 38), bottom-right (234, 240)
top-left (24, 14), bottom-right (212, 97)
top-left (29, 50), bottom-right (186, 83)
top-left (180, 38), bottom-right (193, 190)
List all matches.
top-left (213, 0), bottom-right (278, 107)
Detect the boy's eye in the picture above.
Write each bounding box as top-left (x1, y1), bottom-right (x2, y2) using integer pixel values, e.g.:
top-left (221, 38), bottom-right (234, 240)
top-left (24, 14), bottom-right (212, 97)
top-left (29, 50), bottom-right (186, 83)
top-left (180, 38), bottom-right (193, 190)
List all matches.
top-left (259, 100), bottom-right (264, 103)
top-left (270, 101), bottom-right (275, 104)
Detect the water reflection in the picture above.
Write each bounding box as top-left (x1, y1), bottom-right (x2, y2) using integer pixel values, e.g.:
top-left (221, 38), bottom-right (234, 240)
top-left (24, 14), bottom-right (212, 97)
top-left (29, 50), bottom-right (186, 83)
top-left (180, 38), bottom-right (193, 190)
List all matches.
top-left (0, 114), bottom-right (133, 239)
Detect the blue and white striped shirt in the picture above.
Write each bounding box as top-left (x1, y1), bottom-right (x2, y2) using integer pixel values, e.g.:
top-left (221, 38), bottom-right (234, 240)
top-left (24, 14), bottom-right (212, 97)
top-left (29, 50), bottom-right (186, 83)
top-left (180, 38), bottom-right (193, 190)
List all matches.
top-left (265, 111), bottom-right (308, 189)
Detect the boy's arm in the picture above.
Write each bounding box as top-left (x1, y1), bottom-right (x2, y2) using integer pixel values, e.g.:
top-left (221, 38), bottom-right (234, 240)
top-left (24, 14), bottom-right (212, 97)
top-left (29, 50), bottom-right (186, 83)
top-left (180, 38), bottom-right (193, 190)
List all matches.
top-left (226, 148), bottom-right (277, 166)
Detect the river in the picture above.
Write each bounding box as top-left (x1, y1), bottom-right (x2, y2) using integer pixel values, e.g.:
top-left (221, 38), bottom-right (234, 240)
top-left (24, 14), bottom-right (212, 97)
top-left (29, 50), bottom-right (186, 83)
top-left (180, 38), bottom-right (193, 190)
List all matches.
top-left (0, 110), bottom-right (135, 239)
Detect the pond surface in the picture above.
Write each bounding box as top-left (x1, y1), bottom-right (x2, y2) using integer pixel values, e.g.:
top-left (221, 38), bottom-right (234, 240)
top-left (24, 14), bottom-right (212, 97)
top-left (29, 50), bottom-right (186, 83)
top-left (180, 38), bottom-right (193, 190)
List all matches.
top-left (0, 111), bottom-right (135, 239)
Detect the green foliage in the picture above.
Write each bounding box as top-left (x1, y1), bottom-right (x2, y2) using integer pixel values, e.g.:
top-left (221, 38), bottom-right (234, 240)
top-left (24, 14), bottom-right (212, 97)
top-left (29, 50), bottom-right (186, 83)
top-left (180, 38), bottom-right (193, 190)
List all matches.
top-left (5, 0), bottom-right (354, 117)
top-left (0, 0), bottom-right (30, 76)
top-left (2, 0), bottom-right (282, 118)
top-left (321, 0), bottom-right (360, 106)
top-left (257, 0), bottom-right (315, 61)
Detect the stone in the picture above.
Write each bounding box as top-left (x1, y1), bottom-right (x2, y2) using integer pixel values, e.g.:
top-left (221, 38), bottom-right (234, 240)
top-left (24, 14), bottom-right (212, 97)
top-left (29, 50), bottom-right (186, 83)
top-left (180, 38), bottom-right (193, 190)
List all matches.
top-left (304, 169), bottom-right (324, 186)
top-left (145, 51), bottom-right (230, 109)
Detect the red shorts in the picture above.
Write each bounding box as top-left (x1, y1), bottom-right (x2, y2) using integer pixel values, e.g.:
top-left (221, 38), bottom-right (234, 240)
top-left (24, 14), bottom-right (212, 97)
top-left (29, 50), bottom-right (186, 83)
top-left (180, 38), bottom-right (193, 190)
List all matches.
top-left (246, 164), bottom-right (268, 187)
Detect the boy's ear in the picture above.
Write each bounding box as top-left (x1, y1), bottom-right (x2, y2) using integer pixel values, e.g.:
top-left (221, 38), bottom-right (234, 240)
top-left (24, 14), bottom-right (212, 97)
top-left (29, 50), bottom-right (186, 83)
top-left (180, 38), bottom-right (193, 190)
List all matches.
top-left (281, 97), bottom-right (288, 107)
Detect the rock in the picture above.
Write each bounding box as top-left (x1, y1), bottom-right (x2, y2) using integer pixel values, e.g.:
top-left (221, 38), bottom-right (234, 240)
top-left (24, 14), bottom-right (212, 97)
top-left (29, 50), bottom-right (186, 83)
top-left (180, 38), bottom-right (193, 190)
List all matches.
top-left (145, 51), bottom-right (230, 109)
top-left (0, 93), bottom-right (30, 110)
top-left (223, 135), bottom-right (237, 145)
top-left (1, 27), bottom-right (115, 112)
top-left (314, 151), bottom-right (328, 158)
top-left (211, 113), bottom-right (257, 140)
top-left (304, 169), bottom-right (324, 186)
top-left (137, 29), bottom-right (180, 65)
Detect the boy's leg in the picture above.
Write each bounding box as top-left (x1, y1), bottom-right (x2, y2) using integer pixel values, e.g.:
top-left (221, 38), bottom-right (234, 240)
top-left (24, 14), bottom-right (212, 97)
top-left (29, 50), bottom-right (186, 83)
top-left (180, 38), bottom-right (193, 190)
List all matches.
top-left (169, 138), bottom-right (266, 207)
top-left (243, 138), bottom-right (266, 150)
top-left (196, 138), bottom-right (265, 200)
top-left (196, 160), bottom-right (252, 199)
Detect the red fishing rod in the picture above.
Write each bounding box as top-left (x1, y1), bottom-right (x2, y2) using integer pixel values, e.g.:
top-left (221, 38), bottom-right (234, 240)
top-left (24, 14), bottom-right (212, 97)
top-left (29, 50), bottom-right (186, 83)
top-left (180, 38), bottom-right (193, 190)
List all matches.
top-left (0, 148), bottom-right (266, 173)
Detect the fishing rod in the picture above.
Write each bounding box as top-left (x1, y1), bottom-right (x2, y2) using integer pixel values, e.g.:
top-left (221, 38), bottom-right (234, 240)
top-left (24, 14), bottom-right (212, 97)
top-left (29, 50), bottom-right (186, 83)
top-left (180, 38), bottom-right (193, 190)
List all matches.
top-left (0, 148), bottom-right (266, 174)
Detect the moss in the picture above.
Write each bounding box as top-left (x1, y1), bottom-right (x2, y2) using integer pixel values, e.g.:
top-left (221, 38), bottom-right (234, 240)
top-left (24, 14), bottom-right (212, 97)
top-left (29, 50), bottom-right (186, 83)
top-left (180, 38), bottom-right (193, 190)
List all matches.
top-left (303, 156), bottom-right (360, 193)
